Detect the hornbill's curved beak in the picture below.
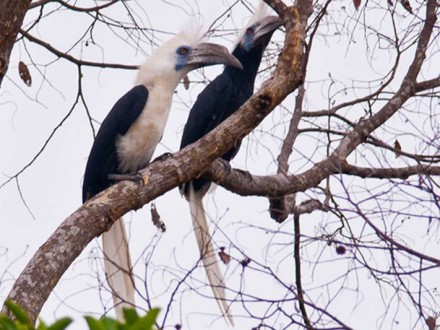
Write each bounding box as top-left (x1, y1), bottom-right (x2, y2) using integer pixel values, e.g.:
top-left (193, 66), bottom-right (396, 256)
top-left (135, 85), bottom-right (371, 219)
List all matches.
top-left (187, 43), bottom-right (243, 69)
top-left (253, 16), bottom-right (283, 44)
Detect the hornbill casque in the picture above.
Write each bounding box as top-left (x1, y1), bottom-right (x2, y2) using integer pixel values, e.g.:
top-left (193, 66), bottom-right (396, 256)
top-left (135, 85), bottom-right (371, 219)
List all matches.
top-left (82, 30), bottom-right (242, 320)
top-left (179, 4), bottom-right (282, 326)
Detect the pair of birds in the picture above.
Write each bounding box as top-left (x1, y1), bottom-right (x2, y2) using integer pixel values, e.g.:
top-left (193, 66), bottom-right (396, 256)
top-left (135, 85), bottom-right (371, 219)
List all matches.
top-left (82, 4), bottom-right (281, 326)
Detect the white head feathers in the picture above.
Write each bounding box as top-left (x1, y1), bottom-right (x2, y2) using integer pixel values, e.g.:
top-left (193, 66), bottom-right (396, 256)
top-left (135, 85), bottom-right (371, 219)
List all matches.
top-left (135, 24), bottom-right (207, 87)
top-left (176, 22), bottom-right (207, 46)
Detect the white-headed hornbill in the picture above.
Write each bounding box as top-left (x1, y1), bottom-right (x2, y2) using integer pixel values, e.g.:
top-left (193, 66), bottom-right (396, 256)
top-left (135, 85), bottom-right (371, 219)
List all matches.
top-left (179, 5), bottom-right (282, 326)
top-left (82, 30), bottom-right (242, 320)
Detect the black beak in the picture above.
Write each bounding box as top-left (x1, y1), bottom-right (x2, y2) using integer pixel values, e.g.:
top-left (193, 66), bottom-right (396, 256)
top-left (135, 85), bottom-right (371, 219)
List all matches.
top-left (186, 43), bottom-right (243, 69)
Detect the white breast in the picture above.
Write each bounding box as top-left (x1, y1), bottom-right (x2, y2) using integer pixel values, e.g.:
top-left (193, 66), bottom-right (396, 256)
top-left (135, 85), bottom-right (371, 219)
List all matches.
top-left (115, 84), bottom-right (173, 174)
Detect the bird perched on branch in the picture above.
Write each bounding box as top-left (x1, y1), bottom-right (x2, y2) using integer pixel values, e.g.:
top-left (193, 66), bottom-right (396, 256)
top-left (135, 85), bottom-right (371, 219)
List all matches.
top-left (179, 4), bottom-right (282, 326)
top-left (82, 29), bottom-right (242, 321)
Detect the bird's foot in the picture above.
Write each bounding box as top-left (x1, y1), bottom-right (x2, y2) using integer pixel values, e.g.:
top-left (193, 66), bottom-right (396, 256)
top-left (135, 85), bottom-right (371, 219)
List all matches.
top-left (108, 172), bottom-right (145, 185)
top-left (236, 168), bottom-right (253, 182)
top-left (218, 158), bottom-right (232, 174)
top-left (152, 152), bottom-right (173, 163)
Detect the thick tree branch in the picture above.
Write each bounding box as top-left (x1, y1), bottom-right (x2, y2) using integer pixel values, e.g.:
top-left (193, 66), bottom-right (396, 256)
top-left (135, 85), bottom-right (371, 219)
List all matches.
top-left (205, 160), bottom-right (440, 197)
top-left (2, 1), bottom-right (312, 322)
top-left (174, 3), bottom-right (440, 206)
top-left (3, 0), bottom-right (437, 324)
top-left (266, 0), bottom-right (438, 223)
top-left (340, 163), bottom-right (440, 179)
top-left (332, 0), bottom-right (436, 162)
top-left (415, 77), bottom-right (440, 93)
top-left (211, 0), bottom-right (437, 200)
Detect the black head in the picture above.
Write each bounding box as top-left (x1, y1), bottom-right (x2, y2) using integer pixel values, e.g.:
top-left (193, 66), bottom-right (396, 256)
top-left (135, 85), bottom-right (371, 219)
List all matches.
top-left (229, 14), bottom-right (282, 78)
top-left (238, 15), bottom-right (282, 55)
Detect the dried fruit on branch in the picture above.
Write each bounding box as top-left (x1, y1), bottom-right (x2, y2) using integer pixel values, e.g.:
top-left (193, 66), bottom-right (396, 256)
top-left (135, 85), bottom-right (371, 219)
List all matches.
top-left (18, 61), bottom-right (32, 87)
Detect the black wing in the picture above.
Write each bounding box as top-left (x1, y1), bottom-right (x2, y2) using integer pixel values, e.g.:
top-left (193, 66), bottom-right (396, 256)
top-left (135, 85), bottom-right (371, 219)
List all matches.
top-left (82, 85), bottom-right (149, 202)
top-left (181, 75), bottom-right (231, 149)
top-left (180, 72), bottom-right (252, 193)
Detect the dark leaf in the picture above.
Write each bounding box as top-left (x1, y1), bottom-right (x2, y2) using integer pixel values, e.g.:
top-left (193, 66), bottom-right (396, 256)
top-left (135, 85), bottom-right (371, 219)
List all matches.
top-left (336, 245), bottom-right (346, 255)
top-left (400, 0), bottom-right (412, 13)
top-left (394, 139), bottom-right (401, 158)
top-left (353, 0), bottom-right (361, 10)
top-left (18, 61), bottom-right (32, 87)
top-left (426, 316), bottom-right (436, 330)
top-left (240, 257), bottom-right (251, 267)
top-left (183, 75), bottom-right (190, 90)
top-left (151, 203), bottom-right (166, 232)
top-left (418, 175), bottom-right (424, 187)
top-left (218, 247), bottom-right (231, 265)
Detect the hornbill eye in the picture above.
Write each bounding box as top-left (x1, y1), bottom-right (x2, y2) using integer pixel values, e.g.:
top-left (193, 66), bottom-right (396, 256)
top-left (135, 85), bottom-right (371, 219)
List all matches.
top-left (177, 46), bottom-right (190, 55)
top-left (246, 27), bottom-right (254, 35)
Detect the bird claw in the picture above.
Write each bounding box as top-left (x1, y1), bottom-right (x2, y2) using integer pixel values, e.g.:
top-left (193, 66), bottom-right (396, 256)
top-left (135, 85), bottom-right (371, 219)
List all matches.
top-left (152, 152), bottom-right (173, 163)
top-left (109, 172), bottom-right (145, 185)
top-left (218, 158), bottom-right (232, 174)
top-left (237, 168), bottom-right (253, 182)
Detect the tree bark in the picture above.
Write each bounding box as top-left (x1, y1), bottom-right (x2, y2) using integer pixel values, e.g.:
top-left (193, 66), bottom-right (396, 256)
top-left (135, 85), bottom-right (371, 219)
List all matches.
top-left (3, 0), bottom-right (437, 325)
top-left (2, 1), bottom-right (311, 323)
top-left (0, 0), bottom-right (31, 87)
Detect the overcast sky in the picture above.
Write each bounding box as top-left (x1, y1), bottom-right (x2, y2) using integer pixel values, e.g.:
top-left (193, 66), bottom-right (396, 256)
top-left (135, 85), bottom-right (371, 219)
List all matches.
top-left (1, 1), bottom-right (439, 329)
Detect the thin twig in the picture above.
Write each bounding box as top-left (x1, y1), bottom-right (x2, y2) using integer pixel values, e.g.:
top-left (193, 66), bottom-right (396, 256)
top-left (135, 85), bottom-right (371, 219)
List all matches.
top-left (20, 29), bottom-right (138, 70)
top-left (293, 214), bottom-right (313, 329)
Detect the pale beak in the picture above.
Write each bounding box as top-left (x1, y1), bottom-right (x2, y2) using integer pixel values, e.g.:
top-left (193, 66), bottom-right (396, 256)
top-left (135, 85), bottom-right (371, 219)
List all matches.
top-left (253, 16), bottom-right (283, 44)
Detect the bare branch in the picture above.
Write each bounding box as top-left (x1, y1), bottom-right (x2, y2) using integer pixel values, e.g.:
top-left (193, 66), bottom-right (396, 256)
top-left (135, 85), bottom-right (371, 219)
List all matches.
top-left (269, 85), bottom-right (305, 222)
top-left (19, 29), bottom-right (138, 70)
top-left (205, 161), bottom-right (440, 197)
top-left (415, 77), bottom-right (440, 92)
top-left (340, 162), bottom-right (440, 179)
top-left (2, 0), bottom-right (439, 327)
top-left (2, 2), bottom-right (314, 321)
top-left (293, 214), bottom-right (313, 329)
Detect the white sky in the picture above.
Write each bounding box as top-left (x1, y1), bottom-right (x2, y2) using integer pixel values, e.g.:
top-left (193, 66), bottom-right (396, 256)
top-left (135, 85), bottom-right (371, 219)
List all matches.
top-left (1, 1), bottom-right (439, 329)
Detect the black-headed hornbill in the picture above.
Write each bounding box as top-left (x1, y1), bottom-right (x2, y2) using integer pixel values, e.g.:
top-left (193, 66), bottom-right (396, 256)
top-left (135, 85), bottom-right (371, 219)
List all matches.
top-left (179, 5), bottom-right (282, 326)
